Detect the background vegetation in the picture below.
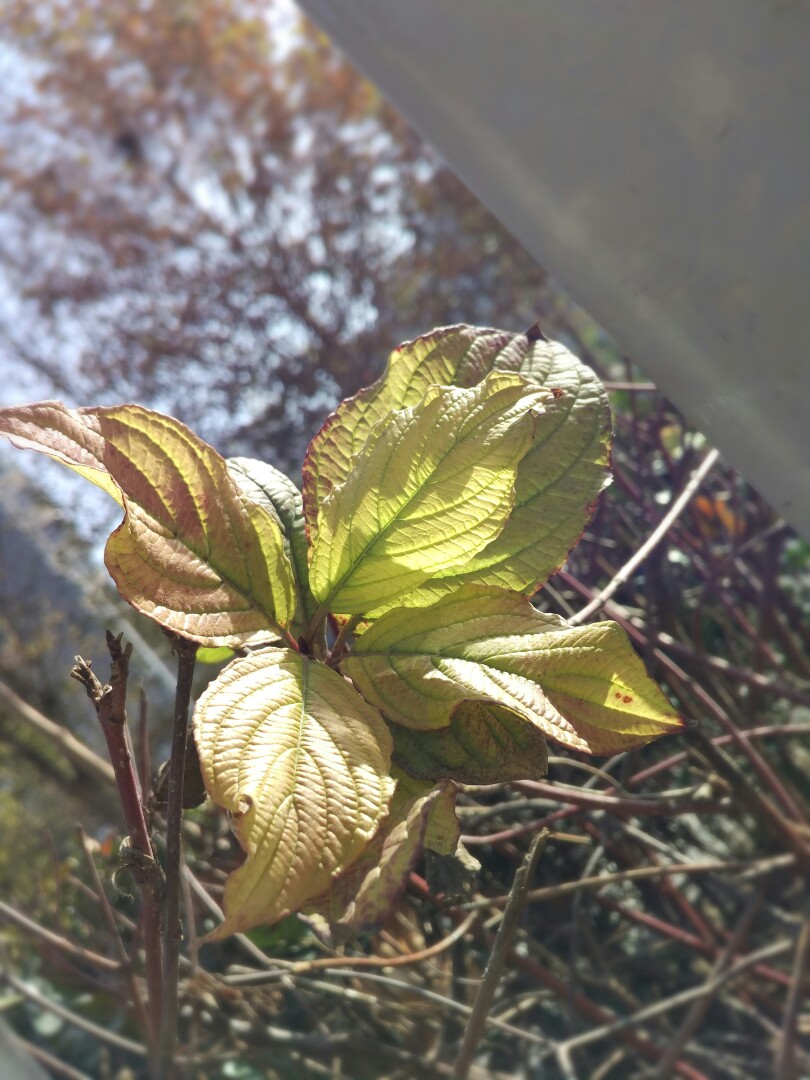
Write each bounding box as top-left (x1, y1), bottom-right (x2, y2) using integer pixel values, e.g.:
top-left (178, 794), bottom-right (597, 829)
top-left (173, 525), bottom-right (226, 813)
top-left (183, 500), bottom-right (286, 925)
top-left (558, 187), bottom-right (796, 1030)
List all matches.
top-left (0, 2), bottom-right (808, 1078)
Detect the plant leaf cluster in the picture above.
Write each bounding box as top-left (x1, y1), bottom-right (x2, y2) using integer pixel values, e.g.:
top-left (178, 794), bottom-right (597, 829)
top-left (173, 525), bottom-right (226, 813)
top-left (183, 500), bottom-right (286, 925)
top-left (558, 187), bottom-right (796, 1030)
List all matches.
top-left (0, 324), bottom-right (682, 937)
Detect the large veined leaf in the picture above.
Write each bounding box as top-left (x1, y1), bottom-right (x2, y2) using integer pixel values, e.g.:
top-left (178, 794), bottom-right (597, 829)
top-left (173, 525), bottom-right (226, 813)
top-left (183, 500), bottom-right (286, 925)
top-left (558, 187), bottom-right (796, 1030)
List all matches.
top-left (392, 700), bottom-right (548, 783)
top-left (0, 401), bottom-right (297, 646)
top-left (304, 781), bottom-right (456, 940)
top-left (309, 372), bottom-right (549, 616)
top-left (0, 400), bottom-right (123, 503)
top-left (303, 325), bottom-right (516, 541)
top-left (228, 457), bottom-right (318, 632)
top-left (303, 325), bottom-right (610, 597)
top-left (194, 647), bottom-right (395, 936)
top-left (343, 588), bottom-right (683, 755)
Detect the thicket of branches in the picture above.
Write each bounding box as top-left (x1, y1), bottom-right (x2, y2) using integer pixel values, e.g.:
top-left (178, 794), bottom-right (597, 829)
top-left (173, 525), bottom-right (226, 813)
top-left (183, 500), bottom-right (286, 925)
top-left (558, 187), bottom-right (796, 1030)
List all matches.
top-left (0, 3), bottom-right (808, 1079)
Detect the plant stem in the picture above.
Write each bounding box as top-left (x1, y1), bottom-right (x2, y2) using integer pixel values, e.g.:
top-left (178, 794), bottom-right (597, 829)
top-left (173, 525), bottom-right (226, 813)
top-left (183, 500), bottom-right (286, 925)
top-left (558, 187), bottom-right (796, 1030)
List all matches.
top-left (71, 635), bottom-right (165, 1049)
top-left (156, 634), bottom-right (197, 1079)
top-left (452, 829), bottom-right (549, 1080)
top-left (328, 614), bottom-right (360, 666)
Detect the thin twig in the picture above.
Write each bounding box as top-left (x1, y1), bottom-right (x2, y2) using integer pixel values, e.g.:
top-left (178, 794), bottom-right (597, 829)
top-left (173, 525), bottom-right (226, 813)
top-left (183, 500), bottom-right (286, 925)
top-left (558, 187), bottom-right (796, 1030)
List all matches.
top-left (655, 889), bottom-right (762, 1078)
top-left (0, 898), bottom-right (121, 974)
top-left (452, 829), bottom-right (549, 1079)
top-left (0, 675), bottom-right (114, 787)
top-left (463, 854), bottom-right (790, 912)
top-left (156, 634), bottom-right (197, 1080)
top-left (551, 938), bottom-right (792, 1059)
top-left (774, 915), bottom-right (810, 1080)
top-left (2, 970), bottom-right (147, 1057)
top-left (570, 448), bottom-right (720, 624)
top-left (76, 826), bottom-right (152, 1042)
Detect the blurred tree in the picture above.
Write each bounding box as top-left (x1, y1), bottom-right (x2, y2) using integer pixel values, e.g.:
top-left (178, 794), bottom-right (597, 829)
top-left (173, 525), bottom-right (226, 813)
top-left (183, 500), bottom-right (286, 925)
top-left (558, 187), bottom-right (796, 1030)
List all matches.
top-left (0, 0), bottom-right (552, 475)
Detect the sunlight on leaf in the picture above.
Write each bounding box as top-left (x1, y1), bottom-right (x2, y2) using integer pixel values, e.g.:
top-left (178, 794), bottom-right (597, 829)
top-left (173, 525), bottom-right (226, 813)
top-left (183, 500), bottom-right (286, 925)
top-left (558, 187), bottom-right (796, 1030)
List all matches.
top-left (344, 587), bottom-right (683, 755)
top-left (0, 400), bottom-right (123, 504)
top-left (194, 647), bottom-right (394, 936)
top-left (309, 372), bottom-right (548, 615)
top-left (0, 402), bottom-right (297, 646)
top-left (303, 325), bottom-right (610, 598)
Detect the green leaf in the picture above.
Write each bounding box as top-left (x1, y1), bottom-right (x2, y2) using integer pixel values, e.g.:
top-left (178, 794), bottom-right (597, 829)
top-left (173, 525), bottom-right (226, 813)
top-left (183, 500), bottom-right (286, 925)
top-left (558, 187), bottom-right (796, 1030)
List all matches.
top-left (343, 587), bottom-right (683, 755)
top-left (304, 780), bottom-right (456, 940)
top-left (400, 332), bottom-right (612, 603)
top-left (309, 372), bottom-right (549, 615)
top-left (0, 402), bottom-right (296, 646)
top-left (228, 457), bottom-right (318, 630)
top-left (194, 647), bottom-right (394, 936)
top-left (0, 400), bottom-right (123, 504)
top-left (196, 647), bottom-right (235, 665)
top-left (303, 325), bottom-right (610, 598)
top-left (392, 700), bottom-right (548, 784)
top-left (303, 325), bottom-right (515, 542)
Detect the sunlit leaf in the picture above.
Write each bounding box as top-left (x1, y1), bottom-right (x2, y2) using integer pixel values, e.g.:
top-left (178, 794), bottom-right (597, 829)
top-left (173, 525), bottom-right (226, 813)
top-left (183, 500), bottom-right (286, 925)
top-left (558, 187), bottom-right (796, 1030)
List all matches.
top-left (309, 372), bottom-right (548, 615)
top-left (194, 647), bottom-right (394, 936)
top-left (392, 700), bottom-right (548, 783)
top-left (303, 325), bottom-right (514, 541)
top-left (94, 407), bottom-right (296, 646)
top-left (303, 325), bottom-right (610, 598)
top-left (344, 587), bottom-right (683, 755)
top-left (304, 780), bottom-right (456, 940)
top-left (196, 647), bottom-right (235, 665)
top-left (228, 456), bottom-right (318, 629)
top-left (0, 400), bottom-right (123, 503)
top-left (0, 402), bottom-right (297, 645)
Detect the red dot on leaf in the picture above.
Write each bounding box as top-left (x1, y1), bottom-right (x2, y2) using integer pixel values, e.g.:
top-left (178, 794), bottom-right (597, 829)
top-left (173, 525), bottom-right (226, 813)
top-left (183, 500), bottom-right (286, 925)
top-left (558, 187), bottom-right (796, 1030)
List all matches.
top-left (623, 695), bottom-right (633, 704)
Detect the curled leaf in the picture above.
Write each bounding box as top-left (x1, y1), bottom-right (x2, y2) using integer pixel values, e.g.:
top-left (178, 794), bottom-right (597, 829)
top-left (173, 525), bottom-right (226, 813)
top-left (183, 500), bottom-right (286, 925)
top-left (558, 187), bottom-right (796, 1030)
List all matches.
top-left (344, 587), bottom-right (683, 755)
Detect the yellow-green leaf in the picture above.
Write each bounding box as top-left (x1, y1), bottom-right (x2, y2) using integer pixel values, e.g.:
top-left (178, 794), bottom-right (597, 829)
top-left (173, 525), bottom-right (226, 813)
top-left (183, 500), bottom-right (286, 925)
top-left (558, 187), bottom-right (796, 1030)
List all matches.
top-left (309, 372), bottom-right (549, 616)
top-left (302, 325), bottom-right (610, 598)
top-left (95, 407), bottom-right (296, 646)
top-left (304, 780), bottom-right (456, 940)
top-left (0, 400), bottom-right (123, 504)
top-left (303, 325), bottom-right (514, 542)
top-left (194, 647), bottom-right (395, 937)
top-left (392, 700), bottom-right (548, 783)
top-left (344, 588), bottom-right (683, 755)
top-left (228, 457), bottom-right (319, 632)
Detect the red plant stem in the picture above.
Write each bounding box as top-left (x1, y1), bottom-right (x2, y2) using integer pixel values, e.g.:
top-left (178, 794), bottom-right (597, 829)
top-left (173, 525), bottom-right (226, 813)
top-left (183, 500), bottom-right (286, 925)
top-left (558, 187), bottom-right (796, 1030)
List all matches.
top-left (156, 636), bottom-right (197, 1080)
top-left (72, 637), bottom-right (164, 1047)
top-left (597, 897), bottom-right (792, 989)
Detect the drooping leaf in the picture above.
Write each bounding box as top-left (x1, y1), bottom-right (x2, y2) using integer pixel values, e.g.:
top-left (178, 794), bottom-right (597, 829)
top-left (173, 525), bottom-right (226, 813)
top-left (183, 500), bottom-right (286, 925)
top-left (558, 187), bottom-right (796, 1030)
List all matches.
top-left (390, 768), bottom-right (460, 854)
top-left (0, 401), bottom-right (297, 646)
top-left (343, 587), bottom-right (683, 755)
top-left (95, 407), bottom-right (296, 646)
top-left (392, 700), bottom-right (548, 783)
top-left (194, 647), bottom-right (394, 936)
top-left (304, 780), bottom-right (456, 940)
top-left (303, 325), bottom-right (610, 597)
top-left (228, 457), bottom-right (318, 630)
top-left (309, 372), bottom-right (549, 616)
top-left (0, 400), bottom-right (123, 503)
